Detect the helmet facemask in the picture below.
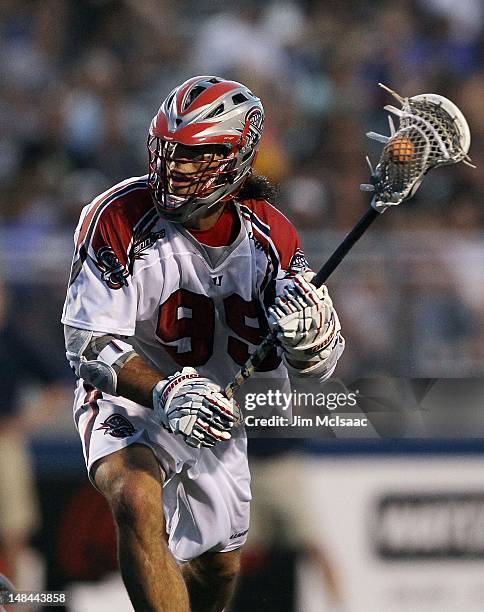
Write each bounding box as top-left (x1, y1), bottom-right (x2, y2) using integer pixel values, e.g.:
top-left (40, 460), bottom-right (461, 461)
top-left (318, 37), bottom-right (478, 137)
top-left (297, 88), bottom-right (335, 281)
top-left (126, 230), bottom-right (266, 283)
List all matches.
top-left (148, 138), bottom-right (240, 223)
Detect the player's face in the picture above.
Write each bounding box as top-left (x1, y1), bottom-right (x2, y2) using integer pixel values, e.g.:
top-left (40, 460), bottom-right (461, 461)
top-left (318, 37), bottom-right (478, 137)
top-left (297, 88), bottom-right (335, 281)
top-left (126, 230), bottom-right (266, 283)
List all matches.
top-left (166, 144), bottom-right (227, 197)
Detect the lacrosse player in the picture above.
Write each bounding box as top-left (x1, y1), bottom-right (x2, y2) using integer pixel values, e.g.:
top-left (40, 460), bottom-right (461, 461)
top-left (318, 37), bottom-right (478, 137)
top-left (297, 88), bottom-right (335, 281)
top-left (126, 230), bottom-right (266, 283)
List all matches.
top-left (62, 75), bottom-right (344, 611)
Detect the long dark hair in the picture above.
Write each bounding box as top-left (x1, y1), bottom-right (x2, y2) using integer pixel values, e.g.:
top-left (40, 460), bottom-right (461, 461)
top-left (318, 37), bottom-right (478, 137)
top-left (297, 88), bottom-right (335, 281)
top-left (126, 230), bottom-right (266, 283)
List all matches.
top-left (237, 173), bottom-right (278, 204)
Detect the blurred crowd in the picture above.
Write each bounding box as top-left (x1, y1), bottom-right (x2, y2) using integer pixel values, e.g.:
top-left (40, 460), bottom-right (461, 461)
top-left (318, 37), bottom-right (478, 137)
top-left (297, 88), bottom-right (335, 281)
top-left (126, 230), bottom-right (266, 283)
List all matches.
top-left (0, 2), bottom-right (482, 606)
top-left (0, 0), bottom-right (483, 381)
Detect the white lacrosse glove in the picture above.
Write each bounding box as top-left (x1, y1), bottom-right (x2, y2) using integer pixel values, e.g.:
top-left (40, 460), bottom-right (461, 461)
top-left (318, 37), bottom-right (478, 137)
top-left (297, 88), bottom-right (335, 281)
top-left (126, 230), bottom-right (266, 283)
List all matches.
top-left (152, 367), bottom-right (238, 449)
top-left (268, 271), bottom-right (343, 378)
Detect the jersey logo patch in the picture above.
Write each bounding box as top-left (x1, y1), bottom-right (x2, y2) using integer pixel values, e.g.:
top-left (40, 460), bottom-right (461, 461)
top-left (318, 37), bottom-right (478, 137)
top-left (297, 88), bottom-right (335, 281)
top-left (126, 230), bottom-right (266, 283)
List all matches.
top-left (95, 247), bottom-right (129, 289)
top-left (211, 275), bottom-right (223, 286)
top-left (132, 229), bottom-right (166, 261)
top-left (96, 414), bottom-right (136, 438)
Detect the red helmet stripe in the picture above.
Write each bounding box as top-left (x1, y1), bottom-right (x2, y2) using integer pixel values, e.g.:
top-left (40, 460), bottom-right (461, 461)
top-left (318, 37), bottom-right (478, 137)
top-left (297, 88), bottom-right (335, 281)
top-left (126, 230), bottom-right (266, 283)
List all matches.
top-left (151, 112), bottom-right (168, 136)
top-left (152, 119), bottom-right (240, 146)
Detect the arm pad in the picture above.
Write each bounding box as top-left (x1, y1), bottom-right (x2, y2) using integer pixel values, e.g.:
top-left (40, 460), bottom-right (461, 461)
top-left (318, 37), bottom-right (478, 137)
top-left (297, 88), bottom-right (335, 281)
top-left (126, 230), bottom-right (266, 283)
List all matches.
top-left (64, 325), bottom-right (136, 395)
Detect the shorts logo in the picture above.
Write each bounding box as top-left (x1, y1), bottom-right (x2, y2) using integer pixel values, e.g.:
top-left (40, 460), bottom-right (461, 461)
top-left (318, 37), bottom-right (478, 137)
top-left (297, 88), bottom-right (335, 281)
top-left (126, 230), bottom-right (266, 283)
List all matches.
top-left (230, 529), bottom-right (249, 540)
top-left (96, 414), bottom-right (136, 438)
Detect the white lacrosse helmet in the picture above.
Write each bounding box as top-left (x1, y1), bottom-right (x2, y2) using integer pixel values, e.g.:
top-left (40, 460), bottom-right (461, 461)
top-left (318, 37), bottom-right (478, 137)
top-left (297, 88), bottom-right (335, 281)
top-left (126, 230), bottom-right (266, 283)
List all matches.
top-left (147, 76), bottom-right (264, 223)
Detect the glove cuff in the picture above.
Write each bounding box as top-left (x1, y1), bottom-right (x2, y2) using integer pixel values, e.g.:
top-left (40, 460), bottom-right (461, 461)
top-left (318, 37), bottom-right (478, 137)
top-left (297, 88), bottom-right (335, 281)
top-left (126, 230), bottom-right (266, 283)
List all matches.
top-left (152, 379), bottom-right (169, 428)
top-left (152, 367), bottom-right (199, 427)
top-left (283, 333), bottom-right (345, 381)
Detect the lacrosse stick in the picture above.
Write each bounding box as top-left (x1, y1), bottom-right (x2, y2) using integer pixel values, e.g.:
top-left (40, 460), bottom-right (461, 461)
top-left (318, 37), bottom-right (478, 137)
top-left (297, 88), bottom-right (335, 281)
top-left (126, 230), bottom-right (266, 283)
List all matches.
top-left (226, 83), bottom-right (473, 402)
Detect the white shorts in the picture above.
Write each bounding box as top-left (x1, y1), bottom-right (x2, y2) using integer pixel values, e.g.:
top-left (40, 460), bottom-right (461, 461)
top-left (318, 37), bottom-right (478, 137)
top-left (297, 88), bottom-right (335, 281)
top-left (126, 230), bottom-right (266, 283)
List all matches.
top-left (73, 382), bottom-right (251, 562)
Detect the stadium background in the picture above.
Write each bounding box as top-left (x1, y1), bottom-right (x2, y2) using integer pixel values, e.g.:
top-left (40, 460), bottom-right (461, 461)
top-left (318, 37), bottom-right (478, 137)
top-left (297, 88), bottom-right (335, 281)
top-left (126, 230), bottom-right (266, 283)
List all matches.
top-left (0, 0), bottom-right (483, 610)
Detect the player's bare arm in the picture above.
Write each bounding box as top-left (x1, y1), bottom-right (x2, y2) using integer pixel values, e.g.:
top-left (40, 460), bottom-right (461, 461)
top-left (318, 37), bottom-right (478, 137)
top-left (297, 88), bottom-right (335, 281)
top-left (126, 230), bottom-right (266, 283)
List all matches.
top-left (116, 354), bottom-right (163, 406)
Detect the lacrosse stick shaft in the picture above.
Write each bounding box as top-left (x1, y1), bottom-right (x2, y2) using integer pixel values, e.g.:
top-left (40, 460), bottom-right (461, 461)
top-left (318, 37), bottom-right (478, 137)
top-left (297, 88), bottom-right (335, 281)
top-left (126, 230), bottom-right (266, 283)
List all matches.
top-left (225, 201), bottom-right (381, 399)
top-left (312, 205), bottom-right (379, 288)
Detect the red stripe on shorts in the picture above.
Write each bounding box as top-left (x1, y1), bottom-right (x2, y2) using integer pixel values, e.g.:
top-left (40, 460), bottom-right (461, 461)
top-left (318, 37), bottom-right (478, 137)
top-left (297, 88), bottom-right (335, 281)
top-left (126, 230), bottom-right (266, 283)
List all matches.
top-left (83, 386), bottom-right (102, 463)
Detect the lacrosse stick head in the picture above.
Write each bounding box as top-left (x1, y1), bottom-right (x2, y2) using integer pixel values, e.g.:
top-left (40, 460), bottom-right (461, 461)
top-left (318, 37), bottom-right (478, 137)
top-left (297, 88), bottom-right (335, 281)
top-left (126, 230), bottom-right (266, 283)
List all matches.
top-left (362, 84), bottom-right (473, 212)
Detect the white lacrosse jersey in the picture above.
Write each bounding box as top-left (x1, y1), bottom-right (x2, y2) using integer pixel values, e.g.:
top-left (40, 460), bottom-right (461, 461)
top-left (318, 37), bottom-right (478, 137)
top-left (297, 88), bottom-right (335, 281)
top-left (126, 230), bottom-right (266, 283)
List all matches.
top-left (62, 175), bottom-right (310, 388)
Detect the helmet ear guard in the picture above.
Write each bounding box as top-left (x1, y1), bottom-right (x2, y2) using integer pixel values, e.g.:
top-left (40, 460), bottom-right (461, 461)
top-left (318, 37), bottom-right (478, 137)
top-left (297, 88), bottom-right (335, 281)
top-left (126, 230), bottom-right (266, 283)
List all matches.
top-left (147, 76), bottom-right (264, 223)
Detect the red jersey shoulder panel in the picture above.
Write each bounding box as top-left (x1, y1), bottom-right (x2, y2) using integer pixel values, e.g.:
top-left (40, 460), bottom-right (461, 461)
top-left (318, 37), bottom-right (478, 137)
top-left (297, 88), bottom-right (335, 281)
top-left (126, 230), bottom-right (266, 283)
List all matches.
top-left (238, 198), bottom-right (301, 271)
top-left (69, 176), bottom-right (158, 289)
top-left (91, 188), bottom-right (155, 267)
top-left (77, 176), bottom-right (155, 267)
